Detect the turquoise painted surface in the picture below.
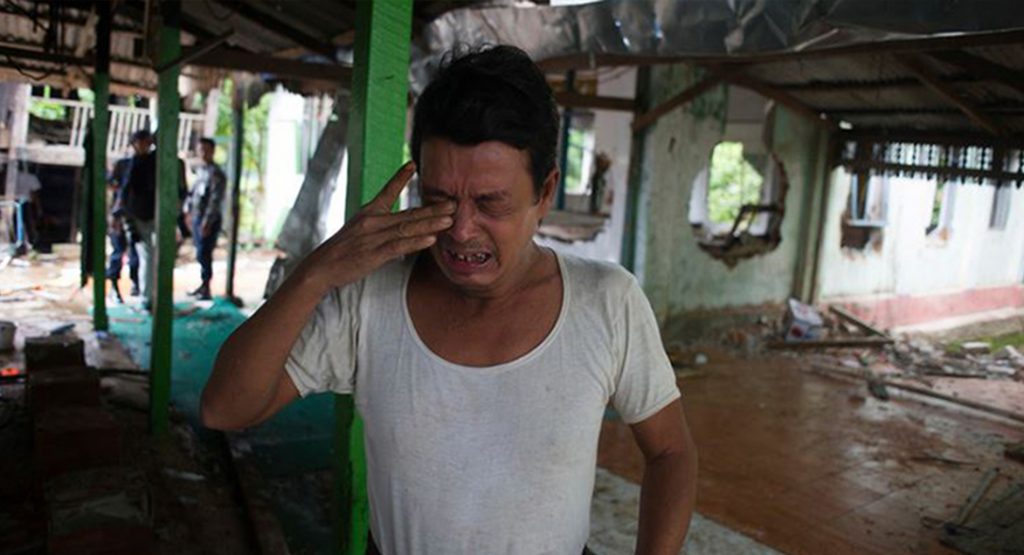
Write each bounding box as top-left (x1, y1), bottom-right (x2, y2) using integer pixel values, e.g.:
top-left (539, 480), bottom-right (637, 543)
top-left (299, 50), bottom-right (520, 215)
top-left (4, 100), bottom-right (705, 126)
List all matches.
top-left (108, 299), bottom-right (335, 553)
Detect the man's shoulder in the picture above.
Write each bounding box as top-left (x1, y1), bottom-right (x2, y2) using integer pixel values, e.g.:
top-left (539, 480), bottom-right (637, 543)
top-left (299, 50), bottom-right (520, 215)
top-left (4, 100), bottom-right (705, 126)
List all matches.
top-left (560, 251), bottom-right (637, 293)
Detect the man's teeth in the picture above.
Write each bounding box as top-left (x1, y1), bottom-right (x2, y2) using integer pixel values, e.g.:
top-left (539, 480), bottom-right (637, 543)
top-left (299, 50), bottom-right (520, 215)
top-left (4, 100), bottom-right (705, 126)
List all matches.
top-left (452, 252), bottom-right (489, 263)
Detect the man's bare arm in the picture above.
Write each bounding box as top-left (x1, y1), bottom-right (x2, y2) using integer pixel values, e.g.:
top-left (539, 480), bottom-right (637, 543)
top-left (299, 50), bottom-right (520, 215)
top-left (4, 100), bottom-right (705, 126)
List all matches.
top-left (200, 162), bottom-right (455, 430)
top-left (631, 399), bottom-right (698, 555)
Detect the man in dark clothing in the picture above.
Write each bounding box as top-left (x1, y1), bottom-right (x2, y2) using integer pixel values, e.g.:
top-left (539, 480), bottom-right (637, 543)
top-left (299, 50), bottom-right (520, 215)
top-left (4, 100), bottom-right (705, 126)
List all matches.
top-left (117, 129), bottom-right (188, 310)
top-left (106, 155), bottom-right (139, 302)
top-left (186, 137), bottom-right (226, 300)
top-left (117, 129), bottom-right (157, 305)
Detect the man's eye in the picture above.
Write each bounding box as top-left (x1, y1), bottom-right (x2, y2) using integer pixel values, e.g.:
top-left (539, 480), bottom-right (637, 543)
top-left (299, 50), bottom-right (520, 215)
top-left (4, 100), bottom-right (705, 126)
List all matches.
top-left (479, 200), bottom-right (510, 215)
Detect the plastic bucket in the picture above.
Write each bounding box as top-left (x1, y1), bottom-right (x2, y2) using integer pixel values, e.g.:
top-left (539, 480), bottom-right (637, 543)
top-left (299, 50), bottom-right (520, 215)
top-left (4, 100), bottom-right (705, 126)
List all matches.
top-left (0, 320), bottom-right (15, 351)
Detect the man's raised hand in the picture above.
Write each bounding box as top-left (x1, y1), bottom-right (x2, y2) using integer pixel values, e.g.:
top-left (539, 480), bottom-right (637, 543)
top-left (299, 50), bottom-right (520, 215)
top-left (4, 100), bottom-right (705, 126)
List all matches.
top-left (295, 161), bottom-right (454, 293)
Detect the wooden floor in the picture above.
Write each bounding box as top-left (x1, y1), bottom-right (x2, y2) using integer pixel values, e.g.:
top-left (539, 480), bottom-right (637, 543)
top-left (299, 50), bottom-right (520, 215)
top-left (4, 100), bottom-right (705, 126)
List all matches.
top-left (597, 351), bottom-right (1024, 555)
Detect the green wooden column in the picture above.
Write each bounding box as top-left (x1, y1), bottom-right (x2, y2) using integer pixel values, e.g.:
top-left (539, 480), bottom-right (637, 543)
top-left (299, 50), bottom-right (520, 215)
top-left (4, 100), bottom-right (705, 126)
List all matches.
top-left (620, 66), bottom-right (652, 272)
top-left (337, 1), bottom-right (412, 552)
top-left (90, 3), bottom-right (111, 332)
top-left (150, 0), bottom-right (181, 437)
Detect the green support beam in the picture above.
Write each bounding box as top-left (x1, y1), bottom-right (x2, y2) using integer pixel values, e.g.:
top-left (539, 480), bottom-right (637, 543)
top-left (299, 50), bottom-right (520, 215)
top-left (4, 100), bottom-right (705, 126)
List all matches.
top-left (620, 67), bottom-right (652, 272)
top-left (337, 1), bottom-right (413, 552)
top-left (90, 3), bottom-right (111, 332)
top-left (150, 0), bottom-right (181, 437)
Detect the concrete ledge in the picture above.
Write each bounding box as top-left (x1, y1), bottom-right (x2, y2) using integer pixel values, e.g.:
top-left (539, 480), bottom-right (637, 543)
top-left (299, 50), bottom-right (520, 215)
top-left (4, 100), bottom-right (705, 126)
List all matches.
top-left (892, 307), bottom-right (1024, 341)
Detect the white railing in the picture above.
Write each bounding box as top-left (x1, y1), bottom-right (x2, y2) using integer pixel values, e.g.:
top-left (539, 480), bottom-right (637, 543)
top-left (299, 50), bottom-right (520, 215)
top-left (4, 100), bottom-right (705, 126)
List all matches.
top-left (29, 96), bottom-right (205, 161)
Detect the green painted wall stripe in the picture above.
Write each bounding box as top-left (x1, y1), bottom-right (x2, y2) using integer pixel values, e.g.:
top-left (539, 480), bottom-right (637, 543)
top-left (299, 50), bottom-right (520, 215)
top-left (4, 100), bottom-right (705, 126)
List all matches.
top-left (150, 0), bottom-right (181, 437)
top-left (90, 5), bottom-right (111, 332)
top-left (337, 1), bottom-right (413, 553)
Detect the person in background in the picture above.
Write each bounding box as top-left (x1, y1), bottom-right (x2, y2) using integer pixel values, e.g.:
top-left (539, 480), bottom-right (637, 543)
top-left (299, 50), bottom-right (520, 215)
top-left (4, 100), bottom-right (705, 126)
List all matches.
top-left (106, 154), bottom-right (139, 302)
top-left (185, 137), bottom-right (226, 300)
top-left (12, 160), bottom-right (43, 254)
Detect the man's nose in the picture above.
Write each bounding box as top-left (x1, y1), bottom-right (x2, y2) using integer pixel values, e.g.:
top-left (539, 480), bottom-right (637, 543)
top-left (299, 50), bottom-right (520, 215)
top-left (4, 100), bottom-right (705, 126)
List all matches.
top-left (447, 201), bottom-right (477, 243)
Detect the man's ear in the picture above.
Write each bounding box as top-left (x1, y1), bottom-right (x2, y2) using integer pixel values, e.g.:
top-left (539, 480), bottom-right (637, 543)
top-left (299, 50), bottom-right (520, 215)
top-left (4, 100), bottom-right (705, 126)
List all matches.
top-left (536, 168), bottom-right (559, 217)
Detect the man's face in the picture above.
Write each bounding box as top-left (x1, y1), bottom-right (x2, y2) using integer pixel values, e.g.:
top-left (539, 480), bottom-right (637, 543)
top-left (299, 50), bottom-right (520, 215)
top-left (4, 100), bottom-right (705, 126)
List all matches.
top-left (132, 137), bottom-right (151, 156)
top-left (199, 142), bottom-right (215, 163)
top-left (419, 138), bottom-right (556, 295)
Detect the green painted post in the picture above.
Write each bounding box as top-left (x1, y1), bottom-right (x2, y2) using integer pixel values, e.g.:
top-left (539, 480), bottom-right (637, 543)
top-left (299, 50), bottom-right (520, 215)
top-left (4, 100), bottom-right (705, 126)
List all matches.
top-left (337, 1), bottom-right (412, 552)
top-left (150, 0), bottom-right (181, 437)
top-left (90, 4), bottom-right (111, 332)
top-left (620, 67), bottom-right (652, 272)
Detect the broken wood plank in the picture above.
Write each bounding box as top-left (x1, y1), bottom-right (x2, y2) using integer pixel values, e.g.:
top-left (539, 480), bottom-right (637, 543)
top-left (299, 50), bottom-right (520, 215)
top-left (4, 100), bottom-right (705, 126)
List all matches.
top-left (829, 306), bottom-right (888, 338)
top-left (942, 482), bottom-right (1024, 554)
top-left (950, 468), bottom-right (999, 529)
top-left (767, 337), bottom-right (894, 349)
top-left (809, 361), bottom-right (1024, 425)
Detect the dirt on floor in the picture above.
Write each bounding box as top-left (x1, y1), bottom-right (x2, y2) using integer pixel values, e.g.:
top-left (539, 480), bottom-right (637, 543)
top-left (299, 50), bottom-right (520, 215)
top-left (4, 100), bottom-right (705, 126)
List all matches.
top-left (0, 243), bottom-right (276, 555)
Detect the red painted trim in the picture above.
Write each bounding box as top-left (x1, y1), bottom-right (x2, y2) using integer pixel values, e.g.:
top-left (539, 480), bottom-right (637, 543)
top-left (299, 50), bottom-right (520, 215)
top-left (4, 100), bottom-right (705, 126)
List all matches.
top-left (831, 285), bottom-right (1024, 329)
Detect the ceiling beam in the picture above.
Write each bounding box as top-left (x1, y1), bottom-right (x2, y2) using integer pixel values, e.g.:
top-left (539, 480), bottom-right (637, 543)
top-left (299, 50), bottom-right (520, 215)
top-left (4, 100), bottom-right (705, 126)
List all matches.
top-left (0, 4), bottom-right (143, 33)
top-left (274, 30), bottom-right (355, 59)
top-left (773, 75), bottom-right (980, 92)
top-left (554, 91), bottom-right (635, 112)
top-left (827, 106), bottom-right (1024, 116)
top-left (927, 50), bottom-right (1024, 99)
top-left (189, 47), bottom-right (351, 87)
top-left (895, 53), bottom-right (1002, 136)
top-left (212, 0), bottom-right (336, 60)
top-left (717, 71), bottom-right (837, 130)
top-left (838, 128), bottom-right (1024, 149)
top-left (155, 31), bottom-right (232, 74)
top-left (0, 43), bottom-right (351, 88)
top-left (538, 28), bottom-right (1024, 72)
top-left (631, 69), bottom-right (733, 132)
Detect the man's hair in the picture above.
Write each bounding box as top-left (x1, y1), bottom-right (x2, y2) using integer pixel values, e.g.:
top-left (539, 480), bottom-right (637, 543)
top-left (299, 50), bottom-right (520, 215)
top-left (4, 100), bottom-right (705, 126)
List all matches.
top-left (130, 129), bottom-right (152, 142)
top-left (199, 137), bottom-right (216, 148)
top-left (411, 45), bottom-right (559, 197)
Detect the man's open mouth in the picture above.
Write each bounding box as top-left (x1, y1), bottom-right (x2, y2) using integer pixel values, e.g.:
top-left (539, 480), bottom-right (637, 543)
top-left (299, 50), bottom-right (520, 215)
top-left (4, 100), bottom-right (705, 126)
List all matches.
top-left (445, 249), bottom-right (493, 266)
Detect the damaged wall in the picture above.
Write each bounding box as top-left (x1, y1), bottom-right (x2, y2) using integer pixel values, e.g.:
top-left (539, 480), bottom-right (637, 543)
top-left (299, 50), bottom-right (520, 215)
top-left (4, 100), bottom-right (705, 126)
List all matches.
top-left (537, 68), bottom-right (635, 262)
top-left (631, 64), bottom-right (829, 336)
top-left (818, 169), bottom-right (1024, 328)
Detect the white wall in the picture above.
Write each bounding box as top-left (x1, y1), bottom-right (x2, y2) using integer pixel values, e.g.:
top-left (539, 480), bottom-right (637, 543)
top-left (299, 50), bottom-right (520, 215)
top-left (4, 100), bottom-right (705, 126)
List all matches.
top-left (819, 169), bottom-right (1024, 300)
top-left (537, 68), bottom-right (636, 263)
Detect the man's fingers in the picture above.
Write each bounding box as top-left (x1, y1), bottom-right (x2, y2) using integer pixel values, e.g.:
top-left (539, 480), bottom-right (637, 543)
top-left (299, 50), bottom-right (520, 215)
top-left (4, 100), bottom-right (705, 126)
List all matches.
top-left (367, 213), bottom-right (452, 245)
top-left (382, 201), bottom-right (456, 225)
top-left (378, 234), bottom-right (437, 260)
top-left (366, 161), bottom-right (416, 214)
top-left (357, 200), bottom-right (455, 233)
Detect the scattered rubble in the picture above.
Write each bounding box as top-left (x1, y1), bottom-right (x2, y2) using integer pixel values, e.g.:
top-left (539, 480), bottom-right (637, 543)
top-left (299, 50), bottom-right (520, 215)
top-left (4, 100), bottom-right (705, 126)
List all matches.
top-left (961, 342), bottom-right (992, 355)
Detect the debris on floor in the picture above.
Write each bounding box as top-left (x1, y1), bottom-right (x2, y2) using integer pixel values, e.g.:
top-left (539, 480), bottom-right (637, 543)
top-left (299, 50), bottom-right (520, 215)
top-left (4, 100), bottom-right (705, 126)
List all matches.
top-left (941, 477), bottom-right (1024, 555)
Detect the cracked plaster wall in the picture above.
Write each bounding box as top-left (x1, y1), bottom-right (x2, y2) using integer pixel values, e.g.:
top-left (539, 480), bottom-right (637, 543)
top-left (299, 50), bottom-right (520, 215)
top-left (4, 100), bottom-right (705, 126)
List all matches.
top-left (635, 65), bottom-right (826, 326)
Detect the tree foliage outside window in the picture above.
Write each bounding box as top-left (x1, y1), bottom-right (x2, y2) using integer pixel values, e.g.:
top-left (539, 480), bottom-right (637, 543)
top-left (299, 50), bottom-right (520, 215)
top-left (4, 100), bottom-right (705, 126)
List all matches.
top-left (214, 79), bottom-right (272, 244)
top-left (564, 128), bottom-right (588, 194)
top-left (707, 141), bottom-right (763, 225)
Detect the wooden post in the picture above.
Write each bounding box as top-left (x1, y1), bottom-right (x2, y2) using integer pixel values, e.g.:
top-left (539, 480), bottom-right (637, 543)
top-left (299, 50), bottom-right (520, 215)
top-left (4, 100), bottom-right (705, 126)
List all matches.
top-left (225, 86), bottom-right (243, 302)
top-left (90, 3), bottom-right (111, 332)
top-left (150, 0), bottom-right (181, 437)
top-left (338, 1), bottom-right (412, 552)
